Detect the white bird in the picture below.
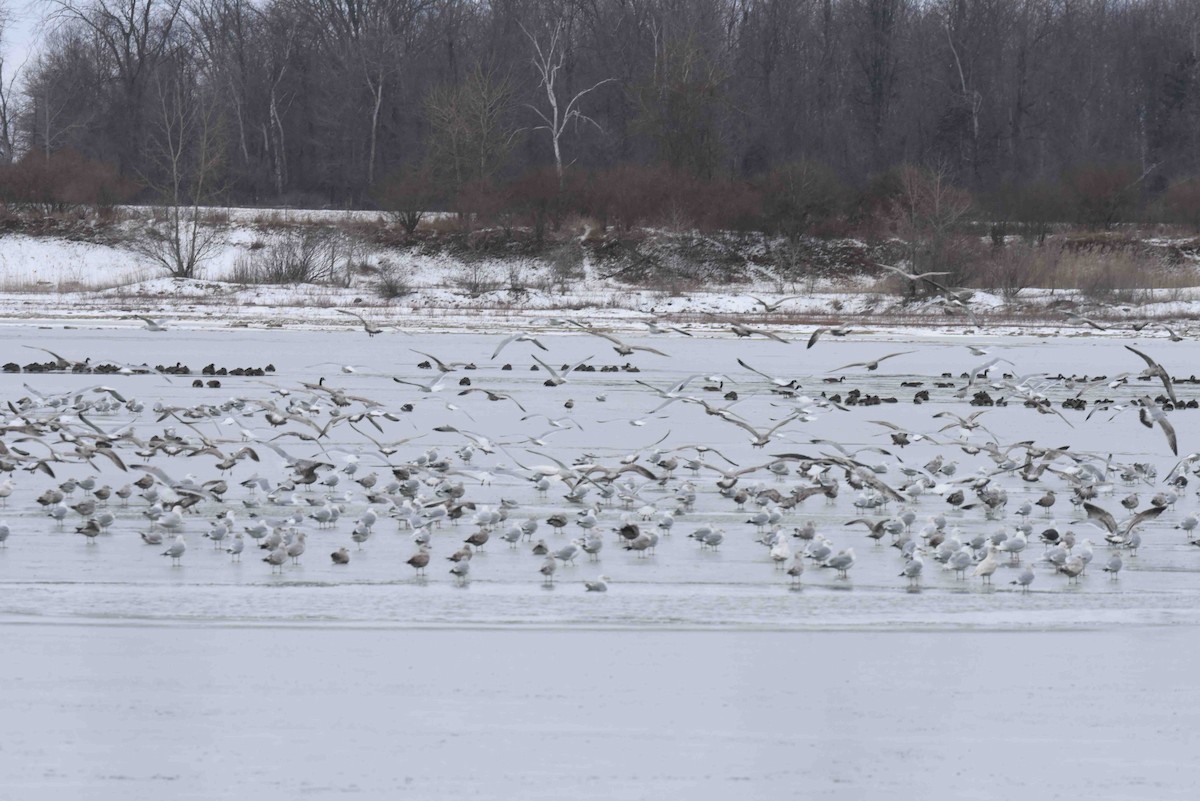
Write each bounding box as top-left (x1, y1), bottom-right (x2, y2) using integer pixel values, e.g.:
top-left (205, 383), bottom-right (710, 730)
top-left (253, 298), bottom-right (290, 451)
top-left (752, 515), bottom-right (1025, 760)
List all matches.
top-left (1058, 555), bottom-right (1086, 583)
top-left (900, 554), bottom-right (924, 585)
top-left (769, 535), bottom-right (792, 568)
top-left (998, 531), bottom-right (1027, 563)
top-left (584, 575), bottom-right (610, 592)
top-left (226, 534), bottom-right (244, 561)
top-left (821, 548), bottom-right (856, 578)
top-left (1010, 564), bottom-right (1035, 592)
top-left (285, 532), bottom-right (307, 565)
top-left (539, 556), bottom-right (558, 583)
top-left (972, 546), bottom-right (999, 584)
top-left (1102, 553), bottom-right (1122, 579)
top-left (161, 535), bottom-right (186, 565)
top-left (135, 314), bottom-right (169, 331)
top-left (450, 559), bottom-right (471, 585)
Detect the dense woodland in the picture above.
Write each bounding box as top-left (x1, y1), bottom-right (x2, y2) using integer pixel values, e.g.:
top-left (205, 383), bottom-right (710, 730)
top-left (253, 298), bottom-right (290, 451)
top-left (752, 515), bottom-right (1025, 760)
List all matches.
top-left (3, 0), bottom-right (1200, 233)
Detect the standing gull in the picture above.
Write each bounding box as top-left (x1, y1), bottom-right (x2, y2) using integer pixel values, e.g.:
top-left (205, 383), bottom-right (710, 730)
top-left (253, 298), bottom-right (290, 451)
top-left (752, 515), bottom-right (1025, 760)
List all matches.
top-left (162, 535), bottom-right (186, 566)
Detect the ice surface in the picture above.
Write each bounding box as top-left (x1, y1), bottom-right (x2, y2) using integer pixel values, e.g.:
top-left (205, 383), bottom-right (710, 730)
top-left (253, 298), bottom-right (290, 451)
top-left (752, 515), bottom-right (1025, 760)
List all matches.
top-left (3, 326), bottom-right (1199, 798)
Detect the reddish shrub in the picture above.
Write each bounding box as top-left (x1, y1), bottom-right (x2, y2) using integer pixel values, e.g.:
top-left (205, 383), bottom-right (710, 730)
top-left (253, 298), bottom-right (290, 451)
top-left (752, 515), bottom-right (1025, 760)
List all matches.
top-left (0, 149), bottom-right (137, 213)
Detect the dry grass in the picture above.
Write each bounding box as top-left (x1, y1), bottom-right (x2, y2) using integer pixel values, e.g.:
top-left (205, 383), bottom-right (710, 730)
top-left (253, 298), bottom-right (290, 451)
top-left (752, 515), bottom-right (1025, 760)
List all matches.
top-left (1047, 249), bottom-right (1197, 303)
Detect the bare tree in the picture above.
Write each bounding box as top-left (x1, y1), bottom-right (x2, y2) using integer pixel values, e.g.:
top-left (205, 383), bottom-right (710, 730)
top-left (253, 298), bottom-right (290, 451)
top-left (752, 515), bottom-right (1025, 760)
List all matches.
top-left (891, 163), bottom-right (975, 293)
top-left (0, 2), bottom-right (23, 164)
top-left (424, 63), bottom-right (517, 190)
top-left (521, 19), bottom-right (614, 186)
top-left (48, 0), bottom-right (186, 171)
top-left (132, 69), bottom-right (225, 278)
top-left (294, 0), bottom-right (437, 186)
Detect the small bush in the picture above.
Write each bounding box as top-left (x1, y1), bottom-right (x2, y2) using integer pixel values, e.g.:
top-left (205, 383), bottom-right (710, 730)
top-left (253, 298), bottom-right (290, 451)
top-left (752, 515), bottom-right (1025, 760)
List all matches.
top-left (0, 149), bottom-right (138, 214)
top-left (375, 257), bottom-right (412, 298)
top-left (973, 241), bottom-right (1061, 300)
top-left (453, 262), bottom-right (501, 296)
top-left (1063, 163), bottom-right (1141, 229)
top-left (231, 227), bottom-right (367, 285)
top-left (372, 166), bottom-right (442, 235)
top-left (1163, 177), bottom-right (1200, 231)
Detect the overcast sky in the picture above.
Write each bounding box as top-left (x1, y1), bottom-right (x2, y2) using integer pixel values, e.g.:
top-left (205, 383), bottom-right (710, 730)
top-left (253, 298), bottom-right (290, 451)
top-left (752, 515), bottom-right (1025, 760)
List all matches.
top-left (5, 1), bottom-right (45, 78)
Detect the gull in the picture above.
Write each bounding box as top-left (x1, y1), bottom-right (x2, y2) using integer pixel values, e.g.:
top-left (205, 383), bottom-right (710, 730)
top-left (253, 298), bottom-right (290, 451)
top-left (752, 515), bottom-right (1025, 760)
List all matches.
top-left (406, 547), bottom-right (430, 575)
top-left (821, 547), bottom-right (856, 578)
top-left (336, 308), bottom-right (384, 336)
top-left (867, 420), bottom-right (932, 448)
top-left (392, 373), bottom-right (448, 394)
top-left (456, 387), bottom-right (527, 412)
top-left (730, 323), bottom-right (789, 343)
top-left (135, 315), bottom-right (169, 331)
top-left (331, 547), bottom-right (350, 565)
top-left (1058, 555), bottom-right (1086, 583)
top-left (410, 349), bottom-right (469, 373)
top-left (553, 543), bottom-right (580, 565)
top-left (748, 294), bottom-right (802, 312)
top-left (736, 358), bottom-right (800, 390)
top-left (307, 362), bottom-right (360, 374)
top-left (1154, 323), bottom-right (1185, 342)
top-left (1082, 502), bottom-right (1165, 541)
top-left (491, 332), bottom-right (549, 359)
top-left (162, 535), bottom-right (186, 565)
top-left (876, 263), bottom-right (953, 286)
top-left (0, 522), bottom-right (7, 547)
top-left (1102, 553), bottom-right (1122, 579)
top-left (285, 532), bottom-right (307, 564)
top-left (1010, 564), bottom-right (1036, 592)
top-left (226, 534), bottom-right (244, 561)
top-left (833, 351), bottom-right (914, 372)
top-left (899, 554), bottom-right (924, 586)
top-left (582, 329), bottom-right (669, 357)
top-left (449, 559), bottom-right (471, 585)
top-left (807, 326), bottom-right (853, 349)
top-left (76, 519), bottom-right (101, 542)
top-left (998, 532), bottom-right (1027, 563)
top-left (263, 545), bottom-right (287, 573)
top-left (769, 535), bottom-right (792, 568)
top-left (713, 411), bottom-right (802, 448)
top-left (972, 545), bottom-right (999, 584)
top-left (643, 320), bottom-right (692, 337)
top-left (945, 547), bottom-right (974, 579)
top-left (1137, 397), bottom-right (1178, 455)
top-left (1125, 345), bottom-right (1177, 405)
top-left (539, 555), bottom-right (558, 583)
top-left (531, 354), bottom-right (594, 386)
top-left (584, 575), bottom-right (610, 592)
top-left (1060, 311), bottom-right (1108, 331)
top-left (786, 556), bottom-right (804, 585)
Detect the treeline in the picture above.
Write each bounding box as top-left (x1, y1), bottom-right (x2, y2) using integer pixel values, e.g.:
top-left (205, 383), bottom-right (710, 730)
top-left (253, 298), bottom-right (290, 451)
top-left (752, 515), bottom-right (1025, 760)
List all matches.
top-left (9, 0), bottom-right (1200, 227)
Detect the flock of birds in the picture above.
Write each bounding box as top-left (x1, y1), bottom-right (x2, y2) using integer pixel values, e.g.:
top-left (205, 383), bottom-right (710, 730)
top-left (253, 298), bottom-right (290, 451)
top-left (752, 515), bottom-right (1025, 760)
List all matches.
top-left (2, 298), bottom-right (1199, 608)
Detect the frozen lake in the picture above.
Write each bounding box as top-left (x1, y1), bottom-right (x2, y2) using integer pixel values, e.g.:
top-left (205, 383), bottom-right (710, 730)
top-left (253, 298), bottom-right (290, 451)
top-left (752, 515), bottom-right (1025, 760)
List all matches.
top-left (3, 322), bottom-right (1200, 797)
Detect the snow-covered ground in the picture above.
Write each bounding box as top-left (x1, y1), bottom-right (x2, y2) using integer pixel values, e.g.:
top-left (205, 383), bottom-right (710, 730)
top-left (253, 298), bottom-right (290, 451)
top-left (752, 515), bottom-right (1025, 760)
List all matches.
top-left (1, 220), bottom-right (1199, 333)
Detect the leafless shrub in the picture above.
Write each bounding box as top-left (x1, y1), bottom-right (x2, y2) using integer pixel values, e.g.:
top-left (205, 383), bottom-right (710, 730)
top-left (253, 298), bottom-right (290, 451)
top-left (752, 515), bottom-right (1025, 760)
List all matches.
top-left (453, 261), bottom-right (502, 297)
top-left (974, 242), bottom-right (1061, 300)
top-left (545, 242), bottom-right (584, 292)
top-left (230, 227), bottom-right (367, 286)
top-left (375, 257), bottom-right (412, 299)
top-left (505, 263), bottom-right (529, 296)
